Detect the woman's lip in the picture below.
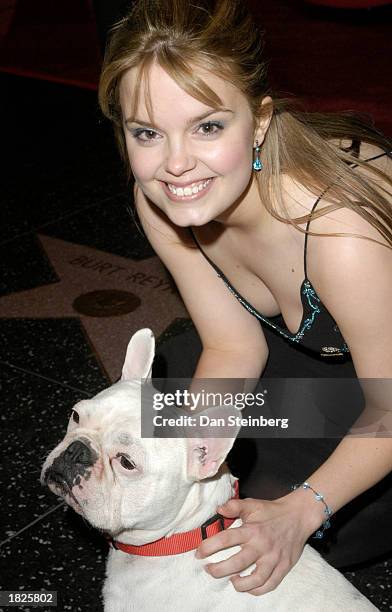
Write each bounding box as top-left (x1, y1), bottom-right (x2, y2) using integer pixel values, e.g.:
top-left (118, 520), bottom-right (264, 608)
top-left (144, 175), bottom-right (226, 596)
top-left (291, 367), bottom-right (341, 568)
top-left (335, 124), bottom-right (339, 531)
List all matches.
top-left (161, 178), bottom-right (215, 202)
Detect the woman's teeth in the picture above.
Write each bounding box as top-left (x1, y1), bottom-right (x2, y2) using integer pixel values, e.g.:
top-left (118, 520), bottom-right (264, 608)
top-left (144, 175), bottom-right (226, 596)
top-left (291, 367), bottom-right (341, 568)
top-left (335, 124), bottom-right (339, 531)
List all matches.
top-left (167, 178), bottom-right (212, 196)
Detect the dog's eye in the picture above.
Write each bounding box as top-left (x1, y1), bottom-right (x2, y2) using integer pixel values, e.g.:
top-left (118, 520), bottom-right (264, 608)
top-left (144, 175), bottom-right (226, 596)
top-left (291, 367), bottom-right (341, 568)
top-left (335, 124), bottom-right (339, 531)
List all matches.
top-left (71, 410), bottom-right (80, 424)
top-left (119, 455), bottom-right (135, 470)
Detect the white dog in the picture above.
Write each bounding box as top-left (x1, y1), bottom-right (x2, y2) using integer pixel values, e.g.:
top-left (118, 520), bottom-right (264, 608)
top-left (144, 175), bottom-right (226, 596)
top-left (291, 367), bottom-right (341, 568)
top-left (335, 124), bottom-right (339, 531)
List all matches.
top-left (41, 329), bottom-right (377, 611)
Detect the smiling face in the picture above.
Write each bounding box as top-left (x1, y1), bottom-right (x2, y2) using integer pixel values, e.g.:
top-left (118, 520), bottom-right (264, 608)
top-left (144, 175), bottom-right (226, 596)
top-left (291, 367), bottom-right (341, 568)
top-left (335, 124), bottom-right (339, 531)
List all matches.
top-left (119, 63), bottom-right (270, 227)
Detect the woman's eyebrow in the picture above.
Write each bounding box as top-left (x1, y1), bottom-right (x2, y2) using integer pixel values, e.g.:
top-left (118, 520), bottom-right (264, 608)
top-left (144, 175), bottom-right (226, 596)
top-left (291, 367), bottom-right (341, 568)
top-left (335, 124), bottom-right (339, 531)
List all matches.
top-left (124, 108), bottom-right (234, 129)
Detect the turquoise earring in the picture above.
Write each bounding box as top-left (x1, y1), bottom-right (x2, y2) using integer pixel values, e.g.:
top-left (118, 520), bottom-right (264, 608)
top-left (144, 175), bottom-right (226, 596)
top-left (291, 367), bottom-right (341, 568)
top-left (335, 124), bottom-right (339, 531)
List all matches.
top-left (253, 140), bottom-right (263, 171)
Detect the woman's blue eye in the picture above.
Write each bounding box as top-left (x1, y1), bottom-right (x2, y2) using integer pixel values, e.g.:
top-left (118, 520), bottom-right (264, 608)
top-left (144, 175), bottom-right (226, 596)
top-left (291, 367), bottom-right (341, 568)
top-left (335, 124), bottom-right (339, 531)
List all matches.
top-left (131, 128), bottom-right (159, 142)
top-left (197, 121), bottom-right (224, 136)
top-left (129, 120), bottom-right (224, 143)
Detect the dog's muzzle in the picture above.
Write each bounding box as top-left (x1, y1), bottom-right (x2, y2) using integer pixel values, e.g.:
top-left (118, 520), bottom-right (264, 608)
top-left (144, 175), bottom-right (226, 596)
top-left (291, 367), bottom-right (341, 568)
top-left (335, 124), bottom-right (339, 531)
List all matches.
top-left (44, 439), bottom-right (98, 493)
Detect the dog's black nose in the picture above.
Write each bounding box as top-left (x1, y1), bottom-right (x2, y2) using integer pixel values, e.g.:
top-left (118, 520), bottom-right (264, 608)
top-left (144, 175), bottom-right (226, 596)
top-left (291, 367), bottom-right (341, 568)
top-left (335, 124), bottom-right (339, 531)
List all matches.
top-left (64, 440), bottom-right (93, 466)
top-left (45, 439), bottom-right (98, 492)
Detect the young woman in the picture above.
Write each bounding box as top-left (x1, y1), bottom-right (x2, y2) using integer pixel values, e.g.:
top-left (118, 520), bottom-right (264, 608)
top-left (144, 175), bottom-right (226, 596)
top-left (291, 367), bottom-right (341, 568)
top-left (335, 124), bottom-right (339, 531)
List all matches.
top-left (98, 0), bottom-right (392, 597)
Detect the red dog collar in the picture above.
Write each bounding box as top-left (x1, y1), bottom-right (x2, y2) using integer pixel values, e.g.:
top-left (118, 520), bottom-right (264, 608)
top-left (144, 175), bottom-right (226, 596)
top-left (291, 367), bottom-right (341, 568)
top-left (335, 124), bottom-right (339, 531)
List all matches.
top-left (110, 480), bottom-right (239, 557)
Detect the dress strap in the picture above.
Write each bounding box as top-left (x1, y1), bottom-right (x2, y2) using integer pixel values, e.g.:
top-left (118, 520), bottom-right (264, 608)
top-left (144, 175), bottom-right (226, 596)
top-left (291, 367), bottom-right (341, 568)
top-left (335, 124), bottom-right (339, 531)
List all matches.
top-left (303, 191), bottom-right (328, 280)
top-left (189, 227), bottom-right (226, 278)
top-left (303, 148), bottom-right (390, 280)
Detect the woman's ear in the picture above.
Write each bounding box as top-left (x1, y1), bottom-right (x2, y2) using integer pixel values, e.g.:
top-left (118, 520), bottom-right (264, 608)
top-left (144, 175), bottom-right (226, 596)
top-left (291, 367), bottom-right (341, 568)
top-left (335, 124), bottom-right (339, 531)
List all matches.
top-left (254, 96), bottom-right (273, 146)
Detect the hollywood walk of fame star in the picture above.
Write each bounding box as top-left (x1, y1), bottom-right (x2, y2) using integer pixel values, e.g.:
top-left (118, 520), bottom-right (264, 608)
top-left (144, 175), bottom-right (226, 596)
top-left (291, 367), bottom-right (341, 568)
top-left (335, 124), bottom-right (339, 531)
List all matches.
top-left (0, 234), bottom-right (188, 381)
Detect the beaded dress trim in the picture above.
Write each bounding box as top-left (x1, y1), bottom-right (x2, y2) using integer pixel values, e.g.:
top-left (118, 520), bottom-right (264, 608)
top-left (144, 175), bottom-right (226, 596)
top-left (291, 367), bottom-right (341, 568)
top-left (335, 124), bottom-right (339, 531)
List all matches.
top-left (189, 150), bottom-right (389, 354)
top-left (188, 234), bottom-right (340, 347)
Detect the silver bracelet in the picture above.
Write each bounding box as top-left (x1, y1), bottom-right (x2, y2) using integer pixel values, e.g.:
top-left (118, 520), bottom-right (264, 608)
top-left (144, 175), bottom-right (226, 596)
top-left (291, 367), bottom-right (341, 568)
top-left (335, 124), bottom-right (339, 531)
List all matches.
top-left (291, 481), bottom-right (333, 539)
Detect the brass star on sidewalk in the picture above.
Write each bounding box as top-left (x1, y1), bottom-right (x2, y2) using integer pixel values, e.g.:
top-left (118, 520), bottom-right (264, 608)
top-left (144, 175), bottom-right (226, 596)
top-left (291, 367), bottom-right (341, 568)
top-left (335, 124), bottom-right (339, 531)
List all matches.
top-left (0, 235), bottom-right (188, 381)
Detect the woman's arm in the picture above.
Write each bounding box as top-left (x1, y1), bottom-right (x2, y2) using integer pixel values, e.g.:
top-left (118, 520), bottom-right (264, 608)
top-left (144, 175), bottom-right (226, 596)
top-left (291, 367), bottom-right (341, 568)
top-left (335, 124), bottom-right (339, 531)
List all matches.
top-left (296, 205), bottom-right (392, 532)
top-left (134, 185), bottom-right (269, 382)
top-left (197, 207), bottom-right (392, 595)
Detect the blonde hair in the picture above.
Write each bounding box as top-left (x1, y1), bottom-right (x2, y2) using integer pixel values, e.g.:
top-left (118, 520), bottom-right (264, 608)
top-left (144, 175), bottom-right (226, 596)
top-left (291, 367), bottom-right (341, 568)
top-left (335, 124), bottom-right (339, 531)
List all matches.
top-left (98, 0), bottom-right (392, 246)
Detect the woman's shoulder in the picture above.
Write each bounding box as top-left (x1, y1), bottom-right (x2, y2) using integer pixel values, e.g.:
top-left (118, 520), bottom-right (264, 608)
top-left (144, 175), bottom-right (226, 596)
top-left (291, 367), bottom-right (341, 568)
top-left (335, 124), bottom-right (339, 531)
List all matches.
top-left (357, 140), bottom-right (390, 163)
top-left (281, 138), bottom-right (391, 235)
top-left (328, 137), bottom-right (390, 159)
top-left (332, 138), bottom-right (391, 179)
top-left (315, 139), bottom-right (390, 239)
top-left (299, 141), bottom-right (391, 292)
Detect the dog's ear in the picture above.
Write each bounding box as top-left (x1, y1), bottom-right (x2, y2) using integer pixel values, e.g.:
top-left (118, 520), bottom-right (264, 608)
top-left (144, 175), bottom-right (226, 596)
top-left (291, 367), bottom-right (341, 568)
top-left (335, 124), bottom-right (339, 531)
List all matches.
top-left (121, 328), bottom-right (155, 381)
top-left (187, 436), bottom-right (237, 480)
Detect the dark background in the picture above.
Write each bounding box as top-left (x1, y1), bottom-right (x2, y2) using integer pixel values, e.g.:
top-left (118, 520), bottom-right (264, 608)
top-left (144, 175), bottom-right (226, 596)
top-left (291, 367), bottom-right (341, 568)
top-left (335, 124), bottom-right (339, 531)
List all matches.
top-left (0, 1), bottom-right (391, 610)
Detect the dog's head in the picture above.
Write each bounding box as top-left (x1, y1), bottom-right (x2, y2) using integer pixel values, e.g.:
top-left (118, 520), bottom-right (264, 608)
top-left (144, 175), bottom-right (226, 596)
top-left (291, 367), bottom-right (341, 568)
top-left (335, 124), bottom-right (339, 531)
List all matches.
top-left (41, 329), bottom-right (238, 542)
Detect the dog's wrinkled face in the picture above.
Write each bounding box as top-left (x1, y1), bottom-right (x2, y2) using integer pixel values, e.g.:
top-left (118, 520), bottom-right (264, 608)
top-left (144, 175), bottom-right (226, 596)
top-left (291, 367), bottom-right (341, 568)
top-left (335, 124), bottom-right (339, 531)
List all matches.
top-left (41, 329), bottom-right (191, 536)
top-left (41, 329), bottom-right (238, 541)
top-left (41, 379), bottom-right (192, 535)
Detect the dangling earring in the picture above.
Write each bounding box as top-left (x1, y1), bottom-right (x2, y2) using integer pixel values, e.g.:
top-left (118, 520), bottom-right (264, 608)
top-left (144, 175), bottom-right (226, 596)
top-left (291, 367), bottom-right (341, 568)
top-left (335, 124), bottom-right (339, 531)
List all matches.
top-left (253, 140), bottom-right (263, 171)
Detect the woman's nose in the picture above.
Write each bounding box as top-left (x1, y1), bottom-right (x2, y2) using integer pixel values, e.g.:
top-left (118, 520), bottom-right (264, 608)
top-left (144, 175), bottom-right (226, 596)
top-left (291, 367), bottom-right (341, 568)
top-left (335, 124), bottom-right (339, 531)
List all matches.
top-left (164, 140), bottom-right (196, 176)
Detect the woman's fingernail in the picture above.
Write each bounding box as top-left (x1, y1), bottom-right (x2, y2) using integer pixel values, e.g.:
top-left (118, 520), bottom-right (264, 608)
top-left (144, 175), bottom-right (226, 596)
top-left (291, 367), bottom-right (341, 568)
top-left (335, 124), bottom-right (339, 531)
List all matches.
top-left (195, 550), bottom-right (201, 559)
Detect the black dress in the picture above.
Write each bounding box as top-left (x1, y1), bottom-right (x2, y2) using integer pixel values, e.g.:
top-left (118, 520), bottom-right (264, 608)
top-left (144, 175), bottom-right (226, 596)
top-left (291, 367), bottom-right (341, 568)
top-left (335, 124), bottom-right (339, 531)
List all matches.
top-left (153, 150), bottom-right (392, 568)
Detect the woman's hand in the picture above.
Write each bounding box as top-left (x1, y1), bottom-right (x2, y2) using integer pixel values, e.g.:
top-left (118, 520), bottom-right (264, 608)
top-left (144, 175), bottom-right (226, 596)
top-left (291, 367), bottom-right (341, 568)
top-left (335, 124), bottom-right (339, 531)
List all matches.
top-left (195, 494), bottom-right (321, 596)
